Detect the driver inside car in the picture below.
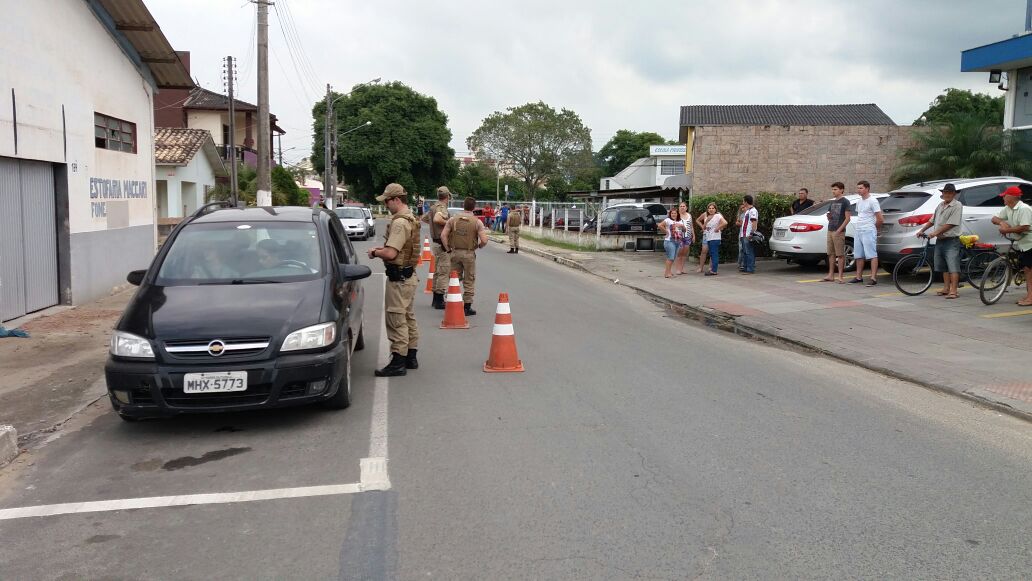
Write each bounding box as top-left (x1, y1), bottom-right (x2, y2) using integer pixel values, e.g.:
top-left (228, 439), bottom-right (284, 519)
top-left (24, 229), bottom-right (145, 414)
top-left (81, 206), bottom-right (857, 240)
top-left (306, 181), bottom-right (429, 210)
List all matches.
top-left (256, 239), bottom-right (283, 270)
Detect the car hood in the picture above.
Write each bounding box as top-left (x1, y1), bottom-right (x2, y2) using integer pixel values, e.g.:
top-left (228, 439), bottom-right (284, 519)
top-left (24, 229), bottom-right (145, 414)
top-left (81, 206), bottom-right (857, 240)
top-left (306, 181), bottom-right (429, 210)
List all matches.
top-left (120, 279), bottom-right (327, 341)
top-left (340, 218), bottom-right (366, 226)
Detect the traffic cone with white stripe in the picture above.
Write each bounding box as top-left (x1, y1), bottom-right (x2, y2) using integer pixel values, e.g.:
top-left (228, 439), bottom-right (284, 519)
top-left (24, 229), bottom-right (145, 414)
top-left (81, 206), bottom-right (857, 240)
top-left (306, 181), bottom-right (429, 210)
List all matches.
top-left (418, 238), bottom-right (432, 266)
top-left (424, 252), bottom-right (435, 294)
top-left (484, 293), bottom-right (524, 373)
top-left (440, 271), bottom-right (469, 329)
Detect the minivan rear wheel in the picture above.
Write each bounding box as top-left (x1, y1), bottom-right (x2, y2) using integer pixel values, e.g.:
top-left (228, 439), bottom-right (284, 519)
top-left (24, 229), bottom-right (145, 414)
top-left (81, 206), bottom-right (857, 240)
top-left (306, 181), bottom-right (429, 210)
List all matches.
top-left (325, 335), bottom-right (352, 410)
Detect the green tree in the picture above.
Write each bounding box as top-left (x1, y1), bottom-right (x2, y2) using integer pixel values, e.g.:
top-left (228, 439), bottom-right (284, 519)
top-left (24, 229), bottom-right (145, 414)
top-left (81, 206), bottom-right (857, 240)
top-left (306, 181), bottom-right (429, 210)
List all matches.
top-left (448, 163), bottom-right (499, 199)
top-left (312, 81), bottom-right (458, 202)
top-left (914, 88), bottom-right (1005, 126)
top-left (893, 115), bottom-right (1032, 186)
top-left (467, 102), bottom-right (592, 200)
top-left (271, 165), bottom-right (308, 206)
top-left (595, 130), bottom-right (675, 176)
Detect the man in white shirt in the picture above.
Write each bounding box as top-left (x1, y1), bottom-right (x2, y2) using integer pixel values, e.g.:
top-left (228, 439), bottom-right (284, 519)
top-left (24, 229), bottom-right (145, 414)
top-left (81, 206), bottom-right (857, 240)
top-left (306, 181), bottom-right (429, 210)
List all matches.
top-left (849, 180), bottom-right (883, 286)
top-left (737, 195), bottom-right (759, 274)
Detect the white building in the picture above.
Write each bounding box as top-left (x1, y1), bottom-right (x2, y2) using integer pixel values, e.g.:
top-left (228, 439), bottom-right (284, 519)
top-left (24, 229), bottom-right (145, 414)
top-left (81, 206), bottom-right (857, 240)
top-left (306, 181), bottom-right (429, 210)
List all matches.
top-left (0, 0), bottom-right (191, 321)
top-left (600, 145), bottom-right (687, 191)
top-left (154, 128), bottom-right (227, 219)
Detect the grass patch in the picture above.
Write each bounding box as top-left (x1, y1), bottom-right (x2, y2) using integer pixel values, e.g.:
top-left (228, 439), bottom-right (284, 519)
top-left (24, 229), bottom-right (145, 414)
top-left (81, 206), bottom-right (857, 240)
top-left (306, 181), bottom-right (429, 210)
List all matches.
top-left (499, 231), bottom-right (596, 252)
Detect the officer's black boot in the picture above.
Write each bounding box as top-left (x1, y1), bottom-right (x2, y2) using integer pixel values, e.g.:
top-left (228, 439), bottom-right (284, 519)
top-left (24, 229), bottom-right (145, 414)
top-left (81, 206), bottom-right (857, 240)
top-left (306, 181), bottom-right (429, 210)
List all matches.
top-left (432, 292), bottom-right (445, 309)
top-left (515, 247), bottom-right (519, 254)
top-left (375, 353), bottom-right (408, 377)
top-left (464, 303), bottom-right (477, 316)
top-left (405, 349), bottom-right (419, 370)
top-left (507, 248), bottom-right (515, 254)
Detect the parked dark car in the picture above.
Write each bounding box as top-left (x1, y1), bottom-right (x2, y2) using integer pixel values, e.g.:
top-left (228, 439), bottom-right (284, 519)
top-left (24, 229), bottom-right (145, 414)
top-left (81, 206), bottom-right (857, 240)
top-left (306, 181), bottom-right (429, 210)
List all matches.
top-left (105, 203), bottom-right (372, 421)
top-left (581, 206), bottom-right (658, 235)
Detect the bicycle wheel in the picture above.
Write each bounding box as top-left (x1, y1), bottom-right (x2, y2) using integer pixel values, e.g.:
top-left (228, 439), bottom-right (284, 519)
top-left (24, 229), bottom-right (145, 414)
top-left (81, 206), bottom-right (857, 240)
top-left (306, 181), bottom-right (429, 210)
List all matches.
top-left (964, 251), bottom-right (997, 285)
top-left (893, 254), bottom-right (933, 296)
top-left (979, 257), bottom-right (1010, 305)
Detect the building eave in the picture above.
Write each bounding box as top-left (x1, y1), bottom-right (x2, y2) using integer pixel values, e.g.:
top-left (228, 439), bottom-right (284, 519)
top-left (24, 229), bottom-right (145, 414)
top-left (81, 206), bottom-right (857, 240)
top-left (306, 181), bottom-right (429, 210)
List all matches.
top-left (85, 0), bottom-right (192, 90)
top-left (961, 32), bottom-right (1032, 72)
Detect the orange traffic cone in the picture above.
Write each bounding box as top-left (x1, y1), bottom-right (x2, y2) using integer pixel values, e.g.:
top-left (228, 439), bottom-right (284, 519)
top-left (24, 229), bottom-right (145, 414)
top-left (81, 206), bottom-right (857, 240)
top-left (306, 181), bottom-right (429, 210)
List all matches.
top-left (484, 293), bottom-right (524, 372)
top-left (428, 249), bottom-right (436, 275)
top-left (418, 238), bottom-right (432, 265)
top-left (440, 271), bottom-right (469, 329)
top-left (424, 254), bottom-right (434, 294)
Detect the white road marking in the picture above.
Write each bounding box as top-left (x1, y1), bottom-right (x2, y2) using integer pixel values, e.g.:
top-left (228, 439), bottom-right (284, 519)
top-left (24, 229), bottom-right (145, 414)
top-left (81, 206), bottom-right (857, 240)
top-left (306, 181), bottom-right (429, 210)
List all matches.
top-left (0, 484), bottom-right (364, 521)
top-left (361, 274), bottom-right (391, 488)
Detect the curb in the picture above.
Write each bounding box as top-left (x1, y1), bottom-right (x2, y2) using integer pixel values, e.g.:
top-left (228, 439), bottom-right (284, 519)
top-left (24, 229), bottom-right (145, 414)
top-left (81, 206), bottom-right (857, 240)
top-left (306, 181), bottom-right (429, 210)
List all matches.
top-left (506, 238), bottom-right (1032, 423)
top-left (488, 236), bottom-right (590, 273)
top-left (0, 425), bottom-right (18, 468)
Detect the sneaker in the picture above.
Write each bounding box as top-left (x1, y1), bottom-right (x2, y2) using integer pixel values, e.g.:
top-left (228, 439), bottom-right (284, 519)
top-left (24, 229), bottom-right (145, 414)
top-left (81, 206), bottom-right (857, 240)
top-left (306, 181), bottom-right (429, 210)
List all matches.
top-left (865, 279), bottom-right (878, 286)
top-left (848, 277), bottom-right (864, 284)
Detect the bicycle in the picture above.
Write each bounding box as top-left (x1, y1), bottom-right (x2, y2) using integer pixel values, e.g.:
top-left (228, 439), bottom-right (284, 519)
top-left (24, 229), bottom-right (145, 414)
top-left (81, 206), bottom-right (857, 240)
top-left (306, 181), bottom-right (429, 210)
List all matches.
top-left (978, 239), bottom-right (1028, 305)
top-left (892, 235), bottom-right (997, 296)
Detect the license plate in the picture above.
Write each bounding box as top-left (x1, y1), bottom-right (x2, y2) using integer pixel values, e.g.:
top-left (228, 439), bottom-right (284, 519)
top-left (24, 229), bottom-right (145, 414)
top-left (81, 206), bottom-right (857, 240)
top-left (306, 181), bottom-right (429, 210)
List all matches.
top-left (774, 228), bottom-right (788, 239)
top-left (183, 372), bottom-right (248, 393)
top-left (630, 226), bottom-right (643, 231)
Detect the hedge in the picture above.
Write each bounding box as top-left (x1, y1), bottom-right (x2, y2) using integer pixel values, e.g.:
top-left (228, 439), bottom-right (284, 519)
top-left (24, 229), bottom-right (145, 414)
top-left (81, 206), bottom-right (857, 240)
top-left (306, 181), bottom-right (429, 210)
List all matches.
top-left (680, 192), bottom-right (794, 263)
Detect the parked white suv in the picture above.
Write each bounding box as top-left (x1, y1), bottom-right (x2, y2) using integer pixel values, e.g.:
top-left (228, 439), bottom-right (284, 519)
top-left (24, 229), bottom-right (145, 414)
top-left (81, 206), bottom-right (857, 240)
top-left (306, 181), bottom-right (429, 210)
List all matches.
top-left (876, 177), bottom-right (1032, 268)
top-left (770, 194), bottom-right (888, 270)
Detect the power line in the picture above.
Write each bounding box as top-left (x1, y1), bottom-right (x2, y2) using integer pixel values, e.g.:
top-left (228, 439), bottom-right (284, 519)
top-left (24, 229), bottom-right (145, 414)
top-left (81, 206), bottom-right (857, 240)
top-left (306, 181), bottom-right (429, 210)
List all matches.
top-left (277, 0), bottom-right (321, 93)
top-left (239, 13), bottom-right (257, 89)
top-left (270, 43), bottom-right (313, 111)
top-left (271, 3), bottom-right (320, 100)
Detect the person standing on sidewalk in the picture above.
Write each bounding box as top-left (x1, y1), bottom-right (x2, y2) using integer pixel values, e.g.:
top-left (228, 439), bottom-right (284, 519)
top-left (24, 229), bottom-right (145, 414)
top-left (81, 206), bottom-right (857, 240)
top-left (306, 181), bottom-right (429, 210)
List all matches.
top-left (916, 183), bottom-right (963, 299)
top-left (659, 207), bottom-right (686, 278)
top-left (674, 201), bottom-right (694, 275)
top-left (441, 196), bottom-right (489, 316)
top-left (849, 180), bottom-right (883, 286)
top-left (823, 182), bottom-right (851, 283)
top-left (698, 202), bottom-right (727, 275)
top-left (792, 188), bottom-right (815, 215)
top-left (991, 186), bottom-right (1032, 306)
top-left (368, 184), bottom-right (421, 377)
top-left (507, 205), bottom-right (523, 253)
top-left (738, 195), bottom-right (759, 274)
top-left (498, 203), bottom-right (510, 233)
top-left (422, 186), bottom-right (452, 310)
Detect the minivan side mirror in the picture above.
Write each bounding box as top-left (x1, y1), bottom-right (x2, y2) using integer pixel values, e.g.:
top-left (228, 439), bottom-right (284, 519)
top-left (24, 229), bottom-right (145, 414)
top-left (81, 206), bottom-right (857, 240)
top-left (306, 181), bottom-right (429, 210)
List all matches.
top-left (127, 270), bottom-right (146, 286)
top-left (339, 264), bottom-right (372, 282)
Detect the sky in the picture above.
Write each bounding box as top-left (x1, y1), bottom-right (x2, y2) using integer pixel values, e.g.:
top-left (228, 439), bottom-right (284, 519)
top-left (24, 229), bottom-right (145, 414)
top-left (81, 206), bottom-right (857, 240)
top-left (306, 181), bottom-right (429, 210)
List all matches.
top-left (148, 0), bottom-right (1028, 167)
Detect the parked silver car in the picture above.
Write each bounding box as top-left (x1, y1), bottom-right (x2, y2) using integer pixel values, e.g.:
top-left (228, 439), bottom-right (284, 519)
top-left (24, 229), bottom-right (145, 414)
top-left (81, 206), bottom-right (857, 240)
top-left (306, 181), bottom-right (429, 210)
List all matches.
top-left (876, 177), bottom-right (1032, 268)
top-left (334, 206), bottom-right (372, 241)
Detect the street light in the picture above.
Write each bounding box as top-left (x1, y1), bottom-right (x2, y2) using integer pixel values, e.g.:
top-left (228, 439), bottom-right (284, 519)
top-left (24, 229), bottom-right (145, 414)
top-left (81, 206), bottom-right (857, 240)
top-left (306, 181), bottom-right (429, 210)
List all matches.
top-left (325, 77), bottom-right (380, 209)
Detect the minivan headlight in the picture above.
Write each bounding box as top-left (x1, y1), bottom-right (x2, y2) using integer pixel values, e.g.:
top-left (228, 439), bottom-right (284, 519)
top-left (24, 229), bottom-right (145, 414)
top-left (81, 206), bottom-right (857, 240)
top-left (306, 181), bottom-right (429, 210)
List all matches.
top-left (281, 322), bottom-right (336, 352)
top-left (110, 331), bottom-right (155, 359)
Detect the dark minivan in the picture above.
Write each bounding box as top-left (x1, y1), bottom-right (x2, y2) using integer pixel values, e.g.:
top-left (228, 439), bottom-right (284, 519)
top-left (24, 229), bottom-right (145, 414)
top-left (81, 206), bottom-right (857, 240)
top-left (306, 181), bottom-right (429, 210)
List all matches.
top-left (581, 205), bottom-right (659, 234)
top-left (105, 203), bottom-right (371, 421)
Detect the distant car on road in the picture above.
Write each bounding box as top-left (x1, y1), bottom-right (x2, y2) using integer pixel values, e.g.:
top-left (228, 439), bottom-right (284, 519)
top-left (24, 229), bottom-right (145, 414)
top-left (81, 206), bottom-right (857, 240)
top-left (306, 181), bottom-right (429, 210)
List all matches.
top-left (362, 207), bottom-right (376, 237)
top-left (334, 206), bottom-right (372, 241)
top-left (105, 203), bottom-right (372, 421)
top-left (876, 177), bottom-right (1032, 269)
top-left (770, 193), bottom-right (889, 270)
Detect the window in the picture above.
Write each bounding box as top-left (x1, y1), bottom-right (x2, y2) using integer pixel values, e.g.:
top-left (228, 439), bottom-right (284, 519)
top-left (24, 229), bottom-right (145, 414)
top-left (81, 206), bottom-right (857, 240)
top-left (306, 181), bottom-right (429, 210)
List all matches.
top-left (880, 192), bottom-right (931, 213)
top-left (334, 207), bottom-right (365, 220)
top-left (620, 209), bottom-right (649, 225)
top-left (959, 184), bottom-right (1005, 208)
top-left (1006, 183), bottom-right (1032, 205)
top-left (660, 159), bottom-right (685, 176)
top-left (94, 113), bottom-right (136, 153)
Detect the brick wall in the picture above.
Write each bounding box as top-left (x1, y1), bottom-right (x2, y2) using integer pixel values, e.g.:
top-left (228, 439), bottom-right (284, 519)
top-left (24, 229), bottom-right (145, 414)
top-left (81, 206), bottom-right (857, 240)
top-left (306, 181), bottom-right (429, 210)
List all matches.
top-left (691, 125), bottom-right (917, 196)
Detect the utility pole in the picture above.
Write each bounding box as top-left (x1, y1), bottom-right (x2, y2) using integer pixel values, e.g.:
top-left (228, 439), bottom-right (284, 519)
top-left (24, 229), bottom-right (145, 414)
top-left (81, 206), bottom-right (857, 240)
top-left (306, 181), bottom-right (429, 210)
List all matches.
top-left (255, 0), bottom-right (272, 206)
top-left (225, 55), bottom-right (239, 206)
top-left (324, 84), bottom-right (332, 209)
top-left (277, 133), bottom-right (283, 166)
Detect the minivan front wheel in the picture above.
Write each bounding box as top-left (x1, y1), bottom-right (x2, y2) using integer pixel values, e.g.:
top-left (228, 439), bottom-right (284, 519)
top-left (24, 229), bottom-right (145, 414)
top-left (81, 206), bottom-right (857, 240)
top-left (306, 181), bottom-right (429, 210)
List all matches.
top-left (324, 335), bottom-right (352, 410)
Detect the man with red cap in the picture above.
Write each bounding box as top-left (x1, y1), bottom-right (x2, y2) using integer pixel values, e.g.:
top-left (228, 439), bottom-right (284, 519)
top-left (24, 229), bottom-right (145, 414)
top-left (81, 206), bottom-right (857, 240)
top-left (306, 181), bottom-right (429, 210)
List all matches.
top-left (991, 186), bottom-right (1032, 306)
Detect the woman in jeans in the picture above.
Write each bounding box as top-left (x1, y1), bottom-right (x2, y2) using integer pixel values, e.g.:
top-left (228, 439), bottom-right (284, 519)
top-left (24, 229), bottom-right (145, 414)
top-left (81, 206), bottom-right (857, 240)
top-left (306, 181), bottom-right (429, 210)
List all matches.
top-left (698, 202), bottom-right (727, 275)
top-left (659, 207), bottom-right (686, 278)
top-left (674, 201), bottom-right (694, 275)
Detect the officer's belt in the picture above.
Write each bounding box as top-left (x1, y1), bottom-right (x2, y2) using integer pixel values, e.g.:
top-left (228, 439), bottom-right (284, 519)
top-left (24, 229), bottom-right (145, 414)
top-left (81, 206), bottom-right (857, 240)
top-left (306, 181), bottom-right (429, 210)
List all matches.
top-left (384, 265), bottom-right (415, 282)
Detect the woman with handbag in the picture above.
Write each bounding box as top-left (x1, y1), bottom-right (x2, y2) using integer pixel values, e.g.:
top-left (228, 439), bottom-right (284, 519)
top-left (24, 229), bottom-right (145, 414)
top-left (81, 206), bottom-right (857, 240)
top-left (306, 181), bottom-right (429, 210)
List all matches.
top-left (659, 207), bottom-right (686, 278)
top-left (674, 201), bottom-right (694, 275)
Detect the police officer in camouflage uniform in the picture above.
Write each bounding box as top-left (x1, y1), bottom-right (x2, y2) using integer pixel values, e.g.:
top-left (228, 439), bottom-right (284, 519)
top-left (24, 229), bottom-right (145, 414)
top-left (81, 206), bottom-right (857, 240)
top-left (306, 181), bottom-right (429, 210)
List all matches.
top-left (441, 196), bottom-right (489, 316)
top-left (368, 183), bottom-right (421, 377)
top-left (506, 206), bottom-right (523, 253)
top-left (421, 186), bottom-right (452, 309)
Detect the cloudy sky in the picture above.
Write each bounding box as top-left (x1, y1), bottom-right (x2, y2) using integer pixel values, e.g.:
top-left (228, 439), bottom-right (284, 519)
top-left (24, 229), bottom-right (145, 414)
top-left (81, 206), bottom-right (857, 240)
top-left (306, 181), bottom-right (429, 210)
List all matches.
top-left (150, 0), bottom-right (1026, 166)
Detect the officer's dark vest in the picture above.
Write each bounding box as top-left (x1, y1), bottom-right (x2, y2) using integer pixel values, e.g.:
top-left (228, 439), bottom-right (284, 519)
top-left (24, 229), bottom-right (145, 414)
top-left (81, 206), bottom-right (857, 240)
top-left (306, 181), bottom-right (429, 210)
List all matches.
top-left (387, 213), bottom-right (421, 267)
top-left (430, 203), bottom-right (449, 241)
top-left (450, 215), bottom-right (478, 250)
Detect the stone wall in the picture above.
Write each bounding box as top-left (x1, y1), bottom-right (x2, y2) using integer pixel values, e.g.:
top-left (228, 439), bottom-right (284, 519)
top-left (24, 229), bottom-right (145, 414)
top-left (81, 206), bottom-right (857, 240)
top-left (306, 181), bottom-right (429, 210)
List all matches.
top-left (692, 125), bottom-right (918, 195)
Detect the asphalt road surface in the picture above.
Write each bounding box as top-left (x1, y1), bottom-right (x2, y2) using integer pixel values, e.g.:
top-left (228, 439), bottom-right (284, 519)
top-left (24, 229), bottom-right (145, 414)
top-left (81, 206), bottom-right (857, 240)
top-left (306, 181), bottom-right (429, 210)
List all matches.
top-left (1, 221), bottom-right (1031, 580)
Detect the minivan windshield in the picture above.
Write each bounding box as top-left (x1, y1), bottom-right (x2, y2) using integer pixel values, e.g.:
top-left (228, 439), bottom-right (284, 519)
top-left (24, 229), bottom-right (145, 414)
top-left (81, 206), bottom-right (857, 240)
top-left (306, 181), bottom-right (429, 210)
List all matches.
top-left (156, 222), bottom-right (323, 285)
top-left (334, 208), bottom-right (365, 220)
top-left (879, 192), bottom-right (931, 214)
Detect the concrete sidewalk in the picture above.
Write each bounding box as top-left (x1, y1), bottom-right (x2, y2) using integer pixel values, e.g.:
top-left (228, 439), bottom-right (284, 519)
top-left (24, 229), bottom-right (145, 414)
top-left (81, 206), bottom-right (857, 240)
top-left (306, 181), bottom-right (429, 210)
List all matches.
top-left (0, 289), bottom-right (133, 446)
top-left (495, 233), bottom-right (1032, 420)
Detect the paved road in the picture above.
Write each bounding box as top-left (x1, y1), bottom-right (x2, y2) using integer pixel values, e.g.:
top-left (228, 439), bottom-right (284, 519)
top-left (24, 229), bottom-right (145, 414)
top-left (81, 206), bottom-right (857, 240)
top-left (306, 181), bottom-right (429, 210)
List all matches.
top-left (1, 221), bottom-right (1031, 579)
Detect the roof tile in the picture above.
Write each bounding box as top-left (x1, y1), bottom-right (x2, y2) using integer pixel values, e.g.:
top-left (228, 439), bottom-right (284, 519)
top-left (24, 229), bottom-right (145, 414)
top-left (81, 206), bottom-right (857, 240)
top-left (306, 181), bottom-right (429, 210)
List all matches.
top-left (154, 128), bottom-right (211, 165)
top-left (680, 104), bottom-right (895, 127)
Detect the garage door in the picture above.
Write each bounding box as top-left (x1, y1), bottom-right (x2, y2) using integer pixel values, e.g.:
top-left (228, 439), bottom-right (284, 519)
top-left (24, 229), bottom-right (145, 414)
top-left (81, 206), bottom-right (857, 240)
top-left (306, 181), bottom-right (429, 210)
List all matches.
top-left (0, 158), bottom-right (59, 322)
